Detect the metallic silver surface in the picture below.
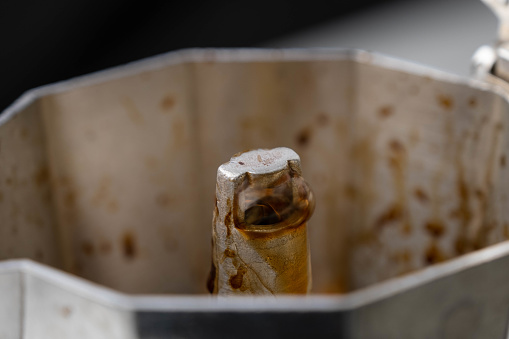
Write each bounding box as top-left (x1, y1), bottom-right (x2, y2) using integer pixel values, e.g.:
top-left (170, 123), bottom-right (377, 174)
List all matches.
top-left (2, 48), bottom-right (509, 337)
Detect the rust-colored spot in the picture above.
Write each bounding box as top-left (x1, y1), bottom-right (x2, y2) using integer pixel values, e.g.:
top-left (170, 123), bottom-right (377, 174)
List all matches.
top-left (155, 192), bottom-right (172, 208)
top-left (455, 236), bottom-right (468, 255)
top-left (82, 241), bottom-right (94, 256)
top-left (316, 112), bottom-right (330, 126)
top-left (122, 98), bottom-right (145, 126)
top-left (160, 95), bottom-right (175, 111)
top-left (437, 94), bottom-right (454, 111)
top-left (376, 203), bottom-right (403, 229)
top-left (238, 161), bottom-right (245, 165)
top-left (425, 221), bottom-right (445, 238)
top-left (468, 97), bottom-right (477, 108)
top-left (229, 266), bottom-right (247, 289)
top-left (99, 241), bottom-right (112, 254)
top-left (474, 189), bottom-right (485, 201)
top-left (61, 306), bottom-right (72, 318)
top-left (425, 243), bottom-right (445, 264)
top-left (226, 198), bottom-right (232, 208)
top-left (389, 140), bottom-right (405, 154)
top-left (224, 248), bottom-right (236, 258)
top-left (296, 127), bottom-right (311, 147)
top-left (224, 211), bottom-right (232, 237)
top-left (122, 232), bottom-right (137, 259)
top-left (501, 155), bottom-right (507, 168)
top-left (378, 105), bottom-right (394, 118)
top-left (33, 167), bottom-right (50, 186)
top-left (64, 191), bottom-right (76, 208)
top-left (344, 184), bottom-right (357, 200)
top-left (414, 188), bottom-right (429, 203)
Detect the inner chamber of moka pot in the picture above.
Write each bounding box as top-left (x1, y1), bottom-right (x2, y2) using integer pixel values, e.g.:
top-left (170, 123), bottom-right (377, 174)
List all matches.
top-left (1, 49), bottom-right (508, 295)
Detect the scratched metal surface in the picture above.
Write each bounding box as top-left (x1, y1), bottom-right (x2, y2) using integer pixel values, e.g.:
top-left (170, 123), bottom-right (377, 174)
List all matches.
top-left (1, 49), bottom-right (509, 338)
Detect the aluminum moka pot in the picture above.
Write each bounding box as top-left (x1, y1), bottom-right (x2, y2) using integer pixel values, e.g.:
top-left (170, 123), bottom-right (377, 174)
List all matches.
top-left (4, 1), bottom-right (509, 338)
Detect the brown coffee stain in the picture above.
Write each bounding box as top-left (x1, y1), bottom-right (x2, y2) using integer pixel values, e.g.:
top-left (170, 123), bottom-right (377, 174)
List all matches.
top-left (61, 306), bottom-right (72, 318)
top-left (468, 97), bottom-right (477, 109)
top-left (387, 139), bottom-right (412, 234)
top-left (375, 203), bottom-right (403, 229)
top-left (414, 188), bottom-right (429, 203)
top-left (122, 98), bottom-right (145, 126)
top-left (81, 241), bottom-right (94, 256)
top-left (296, 127), bottom-right (312, 147)
top-left (437, 94), bottom-right (454, 111)
top-left (378, 105), bottom-right (394, 118)
top-left (425, 242), bottom-right (446, 264)
top-left (425, 221), bottom-right (445, 238)
top-left (122, 231), bottom-right (137, 259)
top-left (155, 192), bottom-right (173, 208)
top-left (92, 176), bottom-right (118, 212)
top-left (316, 112), bottom-right (330, 126)
top-left (224, 248), bottom-right (236, 258)
top-left (64, 190), bottom-right (76, 208)
top-left (33, 167), bottom-right (50, 186)
top-left (160, 94), bottom-right (175, 111)
top-left (229, 266), bottom-right (247, 289)
top-left (224, 210), bottom-right (232, 237)
top-left (344, 184), bottom-right (357, 200)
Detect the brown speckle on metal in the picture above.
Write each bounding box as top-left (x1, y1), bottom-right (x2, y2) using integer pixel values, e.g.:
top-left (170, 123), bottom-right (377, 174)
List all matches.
top-left (122, 231), bottom-right (137, 259)
top-left (425, 242), bottom-right (445, 264)
top-left (437, 94), bottom-right (454, 111)
top-left (296, 127), bottom-right (311, 147)
top-left (82, 241), bottom-right (94, 256)
top-left (33, 167), bottom-right (50, 187)
top-left (229, 266), bottom-right (247, 289)
top-left (238, 161), bottom-right (245, 165)
top-left (378, 105), bottom-right (394, 118)
top-left (160, 94), bottom-right (175, 111)
top-left (389, 139), bottom-right (405, 154)
top-left (155, 192), bottom-right (172, 208)
top-left (224, 248), bottom-right (236, 258)
top-left (316, 112), bottom-right (330, 126)
top-left (468, 97), bottom-right (478, 108)
top-left (61, 306), bottom-right (72, 318)
top-left (414, 188), bottom-right (429, 203)
top-left (64, 191), bottom-right (76, 208)
top-left (376, 203), bottom-right (403, 229)
top-left (122, 98), bottom-right (145, 126)
top-left (425, 221), bottom-right (445, 238)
